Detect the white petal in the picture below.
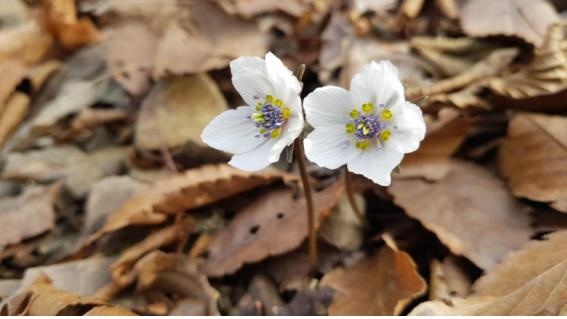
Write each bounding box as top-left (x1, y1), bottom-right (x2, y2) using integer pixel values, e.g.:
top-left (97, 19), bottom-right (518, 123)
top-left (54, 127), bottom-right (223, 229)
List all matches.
top-left (304, 86), bottom-right (353, 127)
top-left (269, 98), bottom-right (304, 162)
top-left (230, 56), bottom-right (265, 76)
top-left (232, 73), bottom-right (274, 107)
top-left (349, 60), bottom-right (405, 109)
top-left (265, 52), bottom-right (301, 105)
top-left (304, 125), bottom-right (361, 170)
top-left (201, 106), bottom-right (264, 154)
top-left (347, 145), bottom-right (403, 186)
top-left (387, 102), bottom-right (426, 153)
top-left (229, 139), bottom-right (276, 171)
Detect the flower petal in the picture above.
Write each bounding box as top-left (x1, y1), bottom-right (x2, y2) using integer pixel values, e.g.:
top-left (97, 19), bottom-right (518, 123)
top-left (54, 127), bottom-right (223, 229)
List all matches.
top-left (201, 106), bottom-right (264, 154)
top-left (230, 56), bottom-right (265, 76)
top-left (304, 124), bottom-right (361, 169)
top-left (232, 73), bottom-right (274, 107)
top-left (304, 86), bottom-right (353, 127)
top-left (265, 52), bottom-right (301, 106)
top-left (349, 61), bottom-right (405, 110)
top-left (387, 102), bottom-right (426, 153)
top-left (347, 145), bottom-right (403, 186)
top-left (269, 97), bottom-right (304, 162)
top-left (228, 139), bottom-right (276, 171)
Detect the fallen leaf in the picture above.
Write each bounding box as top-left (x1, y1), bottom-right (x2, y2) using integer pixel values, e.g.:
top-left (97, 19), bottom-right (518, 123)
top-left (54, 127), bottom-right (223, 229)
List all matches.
top-left (397, 108), bottom-right (470, 181)
top-left (0, 20), bottom-right (53, 65)
top-left (429, 256), bottom-right (472, 302)
top-left (83, 305), bottom-right (137, 316)
top-left (0, 184), bottom-right (59, 252)
top-left (410, 231), bottom-right (567, 315)
top-left (318, 192), bottom-right (365, 251)
top-left (1, 275), bottom-right (135, 315)
top-left (390, 160), bottom-right (533, 269)
top-left (201, 182), bottom-right (344, 277)
top-left (3, 145), bottom-right (128, 198)
top-left (0, 0), bottom-right (29, 28)
top-left (105, 22), bottom-right (157, 95)
top-left (499, 113), bottom-right (567, 213)
top-left (320, 236), bottom-right (427, 315)
top-left (88, 164), bottom-right (294, 244)
top-left (487, 23), bottom-right (567, 110)
top-left (0, 280), bottom-right (21, 302)
top-left (41, 0), bottom-right (102, 50)
top-left (0, 60), bottom-right (26, 107)
top-left (135, 74), bottom-right (227, 150)
top-left (21, 256), bottom-right (114, 297)
top-left (461, 0), bottom-right (560, 47)
top-left (215, 0), bottom-right (310, 18)
top-left (0, 92), bottom-right (30, 147)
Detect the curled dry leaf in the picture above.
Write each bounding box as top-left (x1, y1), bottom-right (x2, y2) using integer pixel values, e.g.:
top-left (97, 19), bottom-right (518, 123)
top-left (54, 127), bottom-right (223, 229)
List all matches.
top-left (0, 184), bottom-right (59, 252)
top-left (500, 113), bottom-right (567, 213)
top-left (410, 231), bottom-right (567, 315)
top-left (0, 60), bottom-right (26, 107)
top-left (397, 108), bottom-right (470, 181)
top-left (135, 74), bottom-right (227, 150)
top-left (0, 275), bottom-right (135, 316)
top-left (488, 23), bottom-right (567, 109)
top-left (3, 145), bottom-right (128, 198)
top-left (320, 236), bottom-right (427, 315)
top-left (390, 160), bottom-right (533, 269)
top-left (201, 182), bottom-right (344, 277)
top-left (460, 0), bottom-right (560, 47)
top-left (0, 20), bottom-right (53, 65)
top-left (88, 164), bottom-right (295, 244)
top-left (429, 256), bottom-right (472, 302)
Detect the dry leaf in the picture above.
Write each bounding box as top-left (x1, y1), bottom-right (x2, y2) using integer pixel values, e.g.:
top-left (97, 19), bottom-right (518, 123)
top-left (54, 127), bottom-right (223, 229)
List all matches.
top-left (0, 280), bottom-right (20, 302)
top-left (0, 275), bottom-right (135, 316)
top-left (318, 192), bottom-right (365, 251)
top-left (0, 92), bottom-right (29, 148)
top-left (0, 184), bottom-right (59, 252)
top-left (320, 237), bottom-right (427, 315)
top-left (0, 20), bottom-right (53, 65)
top-left (88, 164), bottom-right (294, 244)
top-left (42, 0), bottom-right (102, 50)
top-left (83, 305), bottom-right (137, 316)
top-left (397, 109), bottom-right (470, 181)
top-left (390, 160), bottom-right (533, 269)
top-left (105, 22), bottom-right (157, 95)
top-left (500, 113), bottom-right (567, 213)
top-left (135, 74), bottom-right (227, 150)
top-left (461, 0), bottom-right (560, 47)
top-left (215, 0), bottom-right (310, 18)
top-left (0, 60), bottom-right (26, 107)
top-left (3, 145), bottom-right (128, 198)
top-left (487, 23), bottom-right (567, 109)
top-left (201, 182), bottom-right (344, 277)
top-left (21, 256), bottom-right (114, 297)
top-left (410, 231), bottom-right (567, 315)
top-left (153, 1), bottom-right (268, 77)
top-left (429, 256), bottom-right (472, 302)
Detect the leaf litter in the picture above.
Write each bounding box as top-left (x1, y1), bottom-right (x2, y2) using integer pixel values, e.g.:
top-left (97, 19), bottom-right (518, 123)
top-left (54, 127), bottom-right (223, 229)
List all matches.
top-left (0, 0), bottom-right (566, 315)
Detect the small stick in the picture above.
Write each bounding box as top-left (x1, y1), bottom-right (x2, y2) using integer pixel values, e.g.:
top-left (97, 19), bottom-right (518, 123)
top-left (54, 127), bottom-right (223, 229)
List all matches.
top-left (343, 168), bottom-right (366, 226)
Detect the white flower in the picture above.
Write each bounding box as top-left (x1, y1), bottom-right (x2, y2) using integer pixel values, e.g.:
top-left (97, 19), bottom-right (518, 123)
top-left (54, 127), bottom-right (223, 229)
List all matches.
top-left (303, 61), bottom-right (426, 186)
top-left (201, 52), bottom-right (303, 171)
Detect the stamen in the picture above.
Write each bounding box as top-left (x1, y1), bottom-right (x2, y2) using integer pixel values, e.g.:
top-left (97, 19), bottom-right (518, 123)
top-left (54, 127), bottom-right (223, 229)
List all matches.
top-left (350, 109), bottom-right (359, 118)
top-left (362, 103), bottom-right (374, 113)
top-left (271, 128), bottom-right (281, 138)
top-left (275, 99), bottom-right (283, 107)
top-left (251, 95), bottom-right (289, 139)
top-left (282, 107), bottom-right (291, 119)
top-left (355, 140), bottom-right (370, 150)
top-left (265, 94), bottom-right (274, 103)
top-left (380, 130), bottom-right (391, 142)
top-left (345, 123), bottom-right (355, 134)
top-left (381, 109), bottom-right (393, 120)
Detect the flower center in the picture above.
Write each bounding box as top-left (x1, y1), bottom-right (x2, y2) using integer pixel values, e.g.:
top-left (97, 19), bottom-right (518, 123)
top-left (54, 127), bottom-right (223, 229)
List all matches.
top-left (250, 95), bottom-right (291, 139)
top-left (345, 102), bottom-right (394, 150)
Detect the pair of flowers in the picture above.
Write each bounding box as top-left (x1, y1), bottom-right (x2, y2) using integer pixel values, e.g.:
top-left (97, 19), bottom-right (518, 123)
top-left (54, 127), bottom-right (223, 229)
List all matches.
top-left (202, 53), bottom-right (426, 186)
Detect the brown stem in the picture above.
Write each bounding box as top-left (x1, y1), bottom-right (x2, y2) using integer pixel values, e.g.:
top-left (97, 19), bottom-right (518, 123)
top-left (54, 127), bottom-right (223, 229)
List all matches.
top-left (343, 168), bottom-right (366, 226)
top-left (293, 139), bottom-right (317, 268)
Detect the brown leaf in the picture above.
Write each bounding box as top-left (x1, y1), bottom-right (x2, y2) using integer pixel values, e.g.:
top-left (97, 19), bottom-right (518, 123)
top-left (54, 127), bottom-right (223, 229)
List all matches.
top-left (41, 0), bottom-right (102, 50)
top-left (153, 1), bottom-right (268, 77)
top-left (500, 113), bottom-right (567, 213)
top-left (320, 236), bottom-right (427, 315)
top-left (135, 74), bottom-right (227, 150)
top-left (487, 23), bottom-right (567, 110)
top-left (0, 20), bottom-right (53, 65)
top-left (105, 22), bottom-right (157, 96)
top-left (0, 92), bottom-right (29, 148)
top-left (429, 256), bottom-right (472, 302)
top-left (201, 182), bottom-right (344, 277)
top-left (461, 0), bottom-right (560, 47)
top-left (3, 145), bottom-right (128, 198)
top-left (88, 164), bottom-right (294, 244)
top-left (0, 60), bottom-right (26, 107)
top-left (83, 305), bottom-right (137, 316)
top-left (318, 192), bottom-right (365, 251)
top-left (0, 184), bottom-right (59, 252)
top-left (390, 160), bottom-right (533, 269)
top-left (397, 109), bottom-right (470, 181)
top-left (410, 231), bottom-right (567, 315)
top-left (215, 0), bottom-right (310, 18)
top-left (1, 275), bottom-right (135, 316)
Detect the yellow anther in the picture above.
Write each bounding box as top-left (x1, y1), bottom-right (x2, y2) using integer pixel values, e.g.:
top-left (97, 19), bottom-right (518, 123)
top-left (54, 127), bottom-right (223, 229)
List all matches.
top-left (362, 126), bottom-right (370, 135)
top-left (270, 128), bottom-right (281, 138)
top-left (260, 128), bottom-right (267, 134)
top-left (275, 99), bottom-right (283, 107)
top-left (345, 123), bottom-right (355, 134)
top-left (265, 94), bottom-right (274, 103)
top-left (355, 140), bottom-right (370, 150)
top-left (350, 109), bottom-right (359, 118)
top-left (362, 102), bottom-right (374, 113)
top-left (251, 112), bottom-right (264, 122)
top-left (379, 130), bottom-right (391, 142)
top-left (282, 107), bottom-right (291, 119)
top-left (381, 109), bottom-right (393, 120)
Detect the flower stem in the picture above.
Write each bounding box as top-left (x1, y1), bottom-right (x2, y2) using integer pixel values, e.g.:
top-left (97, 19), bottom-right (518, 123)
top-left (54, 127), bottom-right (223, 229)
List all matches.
top-left (343, 168), bottom-right (366, 226)
top-left (293, 139), bottom-right (317, 268)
